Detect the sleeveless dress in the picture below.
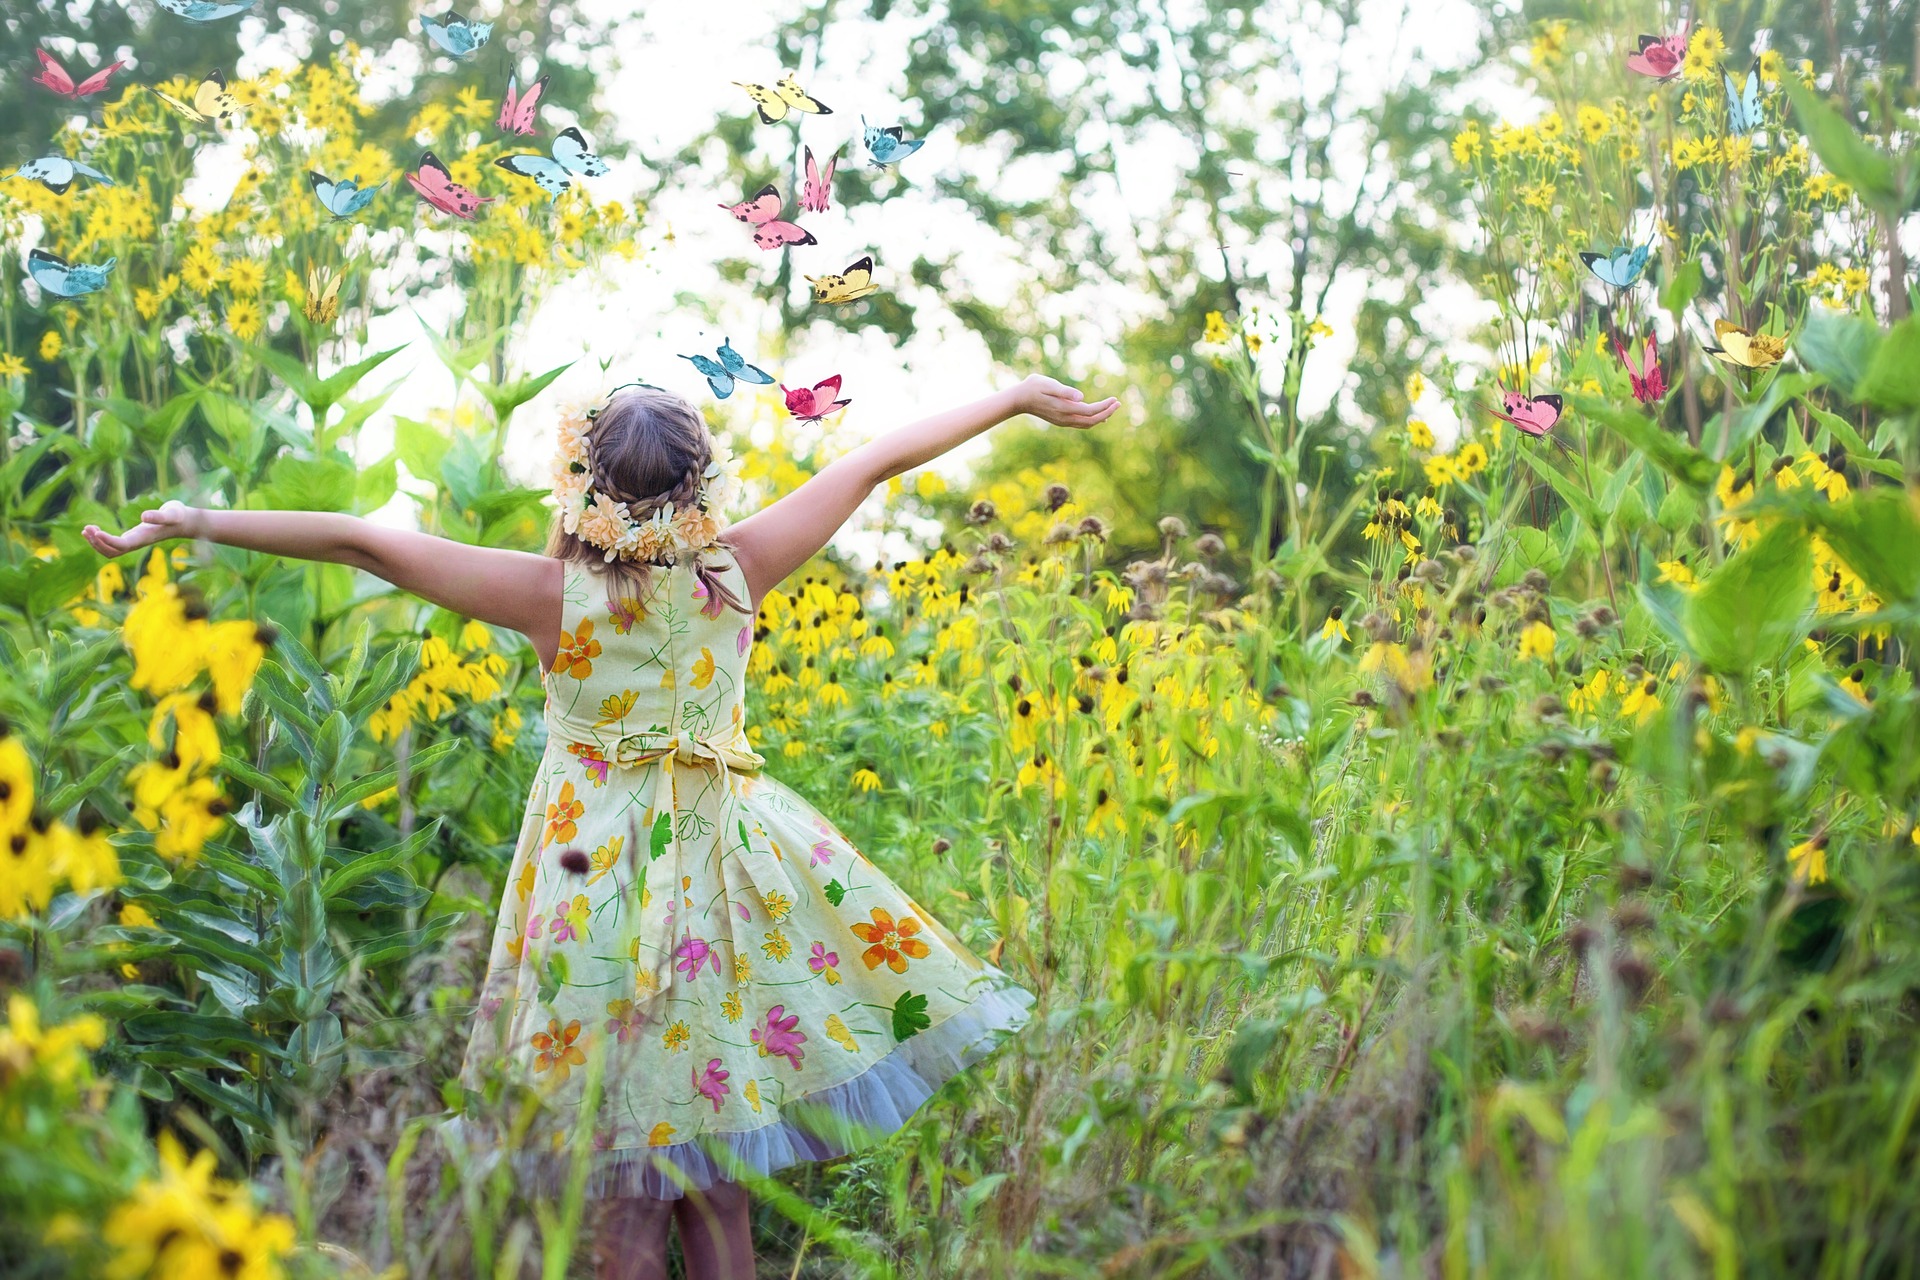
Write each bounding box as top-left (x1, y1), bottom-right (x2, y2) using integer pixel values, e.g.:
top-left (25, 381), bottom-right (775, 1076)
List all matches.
top-left (459, 555), bottom-right (1033, 1199)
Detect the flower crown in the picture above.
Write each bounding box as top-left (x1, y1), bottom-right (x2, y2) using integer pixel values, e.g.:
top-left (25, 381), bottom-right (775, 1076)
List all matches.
top-left (549, 389), bottom-right (739, 564)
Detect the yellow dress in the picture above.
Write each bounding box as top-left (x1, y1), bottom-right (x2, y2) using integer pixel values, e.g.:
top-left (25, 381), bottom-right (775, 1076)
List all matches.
top-left (460, 555), bottom-right (1032, 1198)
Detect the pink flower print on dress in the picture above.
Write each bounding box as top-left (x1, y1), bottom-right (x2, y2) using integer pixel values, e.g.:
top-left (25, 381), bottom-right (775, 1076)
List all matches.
top-left (674, 935), bottom-right (723, 982)
top-left (751, 1004), bottom-right (807, 1070)
top-left (809, 941), bottom-right (842, 986)
top-left (737, 626), bottom-right (751, 657)
top-left (550, 894), bottom-right (590, 944)
top-left (810, 840), bottom-right (833, 868)
top-left (693, 1057), bottom-right (730, 1112)
top-left (606, 997), bottom-right (644, 1042)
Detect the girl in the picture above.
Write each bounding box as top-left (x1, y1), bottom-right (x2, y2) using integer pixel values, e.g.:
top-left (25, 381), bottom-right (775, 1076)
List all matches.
top-left (83, 373), bottom-right (1119, 1280)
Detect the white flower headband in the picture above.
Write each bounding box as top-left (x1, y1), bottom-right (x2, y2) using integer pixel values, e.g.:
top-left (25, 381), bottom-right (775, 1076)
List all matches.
top-left (550, 385), bottom-right (739, 565)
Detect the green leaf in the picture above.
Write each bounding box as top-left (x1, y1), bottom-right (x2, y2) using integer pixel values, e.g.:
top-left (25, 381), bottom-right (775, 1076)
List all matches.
top-left (1795, 308), bottom-right (1883, 396)
top-left (1516, 448), bottom-right (1602, 533)
top-left (320, 820), bottom-right (440, 901)
top-left (417, 313), bottom-right (502, 381)
top-left (218, 756), bottom-right (305, 813)
top-left (1782, 79), bottom-right (1906, 210)
top-left (253, 455), bottom-right (357, 513)
top-left (393, 416), bottom-right (451, 479)
top-left (478, 360), bottom-right (575, 421)
top-left (1571, 393), bottom-right (1715, 490)
top-left (256, 343), bottom-right (408, 420)
top-left (1681, 522), bottom-right (1814, 673)
top-left (650, 810), bottom-right (673, 860)
top-left (1853, 314), bottom-right (1920, 412)
top-left (824, 879), bottom-right (847, 907)
top-left (890, 991), bottom-right (931, 1041)
top-left (1658, 257), bottom-right (1704, 315)
top-left (356, 452), bottom-right (399, 514)
top-left (1792, 487), bottom-right (1920, 608)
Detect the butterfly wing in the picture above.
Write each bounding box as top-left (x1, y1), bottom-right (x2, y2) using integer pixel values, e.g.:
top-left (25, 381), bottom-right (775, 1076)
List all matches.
top-left (717, 341), bottom-right (774, 385)
top-left (410, 153), bottom-right (493, 218)
top-left (682, 354), bottom-right (736, 399)
top-left (193, 70), bottom-right (238, 122)
top-left (1725, 71), bottom-right (1760, 132)
top-left (33, 51), bottom-right (77, 97)
top-left (835, 256), bottom-right (878, 300)
top-left (156, 0), bottom-right (255, 18)
top-left (1522, 394), bottom-right (1565, 435)
top-left (74, 60), bottom-right (126, 97)
top-left (752, 220), bottom-right (816, 250)
top-left (801, 147), bottom-right (835, 213)
top-left (15, 157), bottom-right (78, 195)
top-left (27, 249), bottom-right (75, 295)
top-left (810, 376), bottom-right (844, 402)
top-left (720, 184), bottom-right (783, 225)
top-left (735, 82), bottom-right (788, 124)
top-left (496, 154), bottom-right (572, 201)
top-left (551, 127), bottom-right (610, 177)
top-left (774, 74), bottom-right (831, 115)
top-left (498, 73), bottom-right (549, 135)
top-left (1580, 249), bottom-right (1634, 288)
top-left (151, 87), bottom-right (206, 123)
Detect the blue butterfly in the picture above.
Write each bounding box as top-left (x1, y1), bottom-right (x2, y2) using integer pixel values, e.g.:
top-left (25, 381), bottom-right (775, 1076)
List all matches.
top-left (420, 10), bottom-right (492, 57)
top-left (28, 248), bottom-right (116, 298)
top-left (494, 127), bottom-right (609, 202)
top-left (9, 155), bottom-right (113, 196)
top-left (1725, 67), bottom-right (1763, 134)
top-left (151, 0), bottom-right (256, 19)
top-left (307, 170), bottom-right (382, 220)
top-left (679, 339), bottom-right (774, 399)
top-left (862, 117), bottom-right (925, 167)
top-left (1580, 241), bottom-right (1651, 289)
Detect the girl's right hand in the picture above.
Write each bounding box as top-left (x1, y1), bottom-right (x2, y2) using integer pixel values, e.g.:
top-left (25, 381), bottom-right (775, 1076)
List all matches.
top-left (1013, 374), bottom-right (1121, 430)
top-left (82, 500), bottom-right (201, 558)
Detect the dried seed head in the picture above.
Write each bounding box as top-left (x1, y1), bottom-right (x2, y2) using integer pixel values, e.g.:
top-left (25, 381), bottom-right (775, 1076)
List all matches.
top-left (967, 499), bottom-right (998, 525)
top-left (1413, 558), bottom-right (1447, 583)
top-left (984, 532), bottom-right (1017, 553)
top-left (931, 837), bottom-right (952, 856)
top-left (1045, 521), bottom-right (1077, 545)
top-left (1157, 515), bottom-right (1189, 539)
top-left (1194, 533), bottom-right (1226, 558)
top-left (1044, 482), bottom-right (1072, 511)
top-left (1611, 897), bottom-right (1656, 933)
top-left (1076, 515), bottom-right (1110, 540)
top-left (1533, 694), bottom-right (1565, 718)
top-left (1522, 568), bottom-right (1551, 593)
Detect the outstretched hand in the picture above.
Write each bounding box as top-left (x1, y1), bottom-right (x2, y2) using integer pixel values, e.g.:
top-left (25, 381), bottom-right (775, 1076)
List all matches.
top-left (82, 500), bottom-right (200, 558)
top-left (1013, 375), bottom-right (1120, 430)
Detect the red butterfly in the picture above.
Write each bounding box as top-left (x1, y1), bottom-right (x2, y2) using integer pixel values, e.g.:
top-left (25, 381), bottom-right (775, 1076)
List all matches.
top-left (33, 50), bottom-right (126, 99)
top-left (406, 152), bottom-right (493, 219)
top-left (783, 376), bottom-right (851, 423)
top-left (718, 183), bottom-right (817, 250)
top-left (1488, 390), bottom-right (1564, 438)
top-left (1626, 29), bottom-right (1688, 80)
top-left (800, 146), bottom-right (837, 214)
top-left (496, 71), bottom-right (549, 136)
top-left (1614, 333), bottom-right (1668, 404)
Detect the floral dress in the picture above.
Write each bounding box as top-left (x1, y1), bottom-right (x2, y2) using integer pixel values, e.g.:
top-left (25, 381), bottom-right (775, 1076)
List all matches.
top-left (460, 555), bottom-right (1032, 1199)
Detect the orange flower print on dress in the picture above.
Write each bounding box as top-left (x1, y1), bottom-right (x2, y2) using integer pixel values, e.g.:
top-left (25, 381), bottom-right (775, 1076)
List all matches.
top-left (555, 619), bottom-right (602, 679)
top-left (691, 646), bottom-right (717, 690)
top-left (851, 907), bottom-right (931, 973)
top-left (531, 1018), bottom-right (586, 1083)
top-left (545, 781), bottom-right (584, 847)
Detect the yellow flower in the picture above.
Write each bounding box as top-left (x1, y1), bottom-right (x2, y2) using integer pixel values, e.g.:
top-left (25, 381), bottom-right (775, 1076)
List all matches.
top-left (690, 647), bottom-right (716, 689)
top-left (661, 1020), bottom-right (690, 1052)
top-left (225, 258), bottom-right (266, 297)
top-left (853, 767), bottom-right (881, 792)
top-left (1683, 26), bottom-right (1726, 82)
top-left (181, 243), bottom-right (222, 294)
top-left (0, 352), bottom-right (28, 378)
top-left (762, 890), bottom-right (793, 924)
top-left (1787, 835), bottom-right (1828, 885)
top-left (1320, 607), bottom-right (1350, 644)
top-left (1306, 316), bottom-right (1334, 342)
top-left (648, 1121), bottom-right (677, 1146)
top-left (1451, 123), bottom-right (1483, 165)
top-left (1656, 559), bottom-right (1697, 588)
top-left (1407, 419), bottom-right (1435, 450)
top-left (1758, 49), bottom-right (1784, 85)
top-left (1202, 311), bottom-right (1231, 345)
top-left (761, 929), bottom-right (792, 962)
top-left (226, 299), bottom-right (263, 344)
top-left (824, 1014), bottom-right (859, 1052)
top-left (39, 330), bottom-right (63, 361)
top-left (1577, 105), bottom-right (1610, 145)
top-left (1517, 620), bottom-right (1556, 663)
top-left (1457, 442), bottom-right (1489, 474)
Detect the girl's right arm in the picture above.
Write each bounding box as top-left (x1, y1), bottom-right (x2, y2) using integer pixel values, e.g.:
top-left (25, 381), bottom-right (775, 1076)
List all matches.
top-left (83, 503), bottom-right (565, 670)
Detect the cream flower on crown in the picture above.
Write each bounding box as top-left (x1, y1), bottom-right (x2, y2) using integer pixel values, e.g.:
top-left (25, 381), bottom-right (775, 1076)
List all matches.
top-left (549, 401), bottom-right (734, 563)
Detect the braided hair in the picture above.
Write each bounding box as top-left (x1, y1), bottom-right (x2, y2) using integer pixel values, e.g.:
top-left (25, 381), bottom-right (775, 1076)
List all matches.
top-left (544, 386), bottom-right (748, 615)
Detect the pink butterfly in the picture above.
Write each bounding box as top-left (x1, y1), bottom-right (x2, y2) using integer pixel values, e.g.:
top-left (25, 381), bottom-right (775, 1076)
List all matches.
top-left (801, 146), bottom-right (837, 214)
top-left (33, 50), bottom-right (125, 99)
top-left (1626, 29), bottom-right (1688, 80)
top-left (718, 183), bottom-right (817, 251)
top-left (406, 152), bottom-right (494, 219)
top-left (783, 376), bottom-right (851, 423)
top-left (496, 71), bottom-right (549, 135)
top-left (1614, 333), bottom-right (1668, 404)
top-left (1488, 390), bottom-right (1564, 438)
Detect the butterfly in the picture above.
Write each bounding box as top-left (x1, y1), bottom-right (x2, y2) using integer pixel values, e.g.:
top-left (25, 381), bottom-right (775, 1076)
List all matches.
top-left (151, 0), bottom-right (255, 19)
top-left (734, 73), bottom-right (831, 124)
top-left (679, 339), bottom-right (775, 400)
top-left (27, 248), bottom-right (117, 299)
top-left (716, 184), bottom-right (817, 250)
top-left (420, 10), bottom-right (492, 57)
top-left (1580, 241), bottom-right (1651, 289)
top-left (800, 146), bottom-right (837, 214)
top-left (31, 50), bottom-right (125, 99)
top-left (303, 264), bottom-right (342, 326)
top-left (406, 153), bottom-right (494, 219)
top-left (783, 376), bottom-right (851, 423)
top-left (8, 155), bottom-right (113, 196)
top-left (1625, 29), bottom-right (1688, 79)
top-left (861, 117), bottom-right (925, 167)
top-left (495, 127), bottom-right (609, 202)
top-left (497, 72), bottom-right (550, 136)
top-left (1725, 66), bottom-right (1763, 133)
top-left (1705, 320), bottom-right (1786, 369)
top-left (806, 256), bottom-right (881, 306)
top-left (1614, 333), bottom-right (1668, 404)
top-left (307, 170), bottom-right (381, 220)
top-left (1487, 390), bottom-right (1564, 438)
top-left (152, 71), bottom-right (239, 124)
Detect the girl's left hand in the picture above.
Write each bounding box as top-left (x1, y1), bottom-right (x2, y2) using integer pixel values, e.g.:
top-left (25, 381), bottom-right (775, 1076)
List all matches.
top-left (1012, 375), bottom-right (1121, 430)
top-left (82, 500), bottom-right (201, 558)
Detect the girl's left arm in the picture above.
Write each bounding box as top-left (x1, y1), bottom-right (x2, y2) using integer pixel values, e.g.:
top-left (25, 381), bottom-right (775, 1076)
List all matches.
top-left (83, 503), bottom-right (564, 667)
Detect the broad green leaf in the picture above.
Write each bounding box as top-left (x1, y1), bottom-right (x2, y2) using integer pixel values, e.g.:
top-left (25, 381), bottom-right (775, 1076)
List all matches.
top-left (1681, 522), bottom-right (1813, 673)
top-left (1572, 393), bottom-right (1715, 489)
top-left (417, 312), bottom-right (502, 380)
top-left (356, 452), bottom-right (399, 513)
top-left (1853, 314), bottom-right (1920, 412)
top-left (394, 416), bottom-right (451, 479)
top-left (478, 359), bottom-right (575, 421)
top-left (253, 455), bottom-right (357, 512)
top-left (1795, 308), bottom-right (1882, 396)
top-left (1782, 79), bottom-right (1906, 210)
top-left (1794, 487), bottom-right (1920, 607)
top-left (1517, 447), bottom-right (1602, 533)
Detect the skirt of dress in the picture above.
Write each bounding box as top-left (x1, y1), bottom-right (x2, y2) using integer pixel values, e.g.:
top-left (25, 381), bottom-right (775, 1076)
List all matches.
top-left (454, 746), bottom-right (1034, 1200)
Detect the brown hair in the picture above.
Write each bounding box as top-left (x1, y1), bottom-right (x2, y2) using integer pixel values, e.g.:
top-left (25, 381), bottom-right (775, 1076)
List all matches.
top-left (545, 386), bottom-right (749, 615)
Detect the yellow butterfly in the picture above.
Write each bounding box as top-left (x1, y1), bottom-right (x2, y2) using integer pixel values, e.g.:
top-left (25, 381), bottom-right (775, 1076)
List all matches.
top-left (302, 265), bottom-right (341, 327)
top-left (152, 70), bottom-right (238, 124)
top-left (806, 255), bottom-right (881, 306)
top-left (1706, 319), bottom-right (1786, 369)
top-left (734, 72), bottom-right (833, 124)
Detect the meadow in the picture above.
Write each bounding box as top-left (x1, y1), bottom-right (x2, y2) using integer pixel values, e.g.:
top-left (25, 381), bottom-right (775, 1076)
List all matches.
top-left (3, 2), bottom-right (1919, 1277)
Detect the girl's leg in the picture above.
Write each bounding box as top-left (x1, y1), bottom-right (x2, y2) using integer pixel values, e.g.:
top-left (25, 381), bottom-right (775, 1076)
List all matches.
top-left (595, 1195), bottom-right (675, 1280)
top-left (673, 1178), bottom-right (755, 1280)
